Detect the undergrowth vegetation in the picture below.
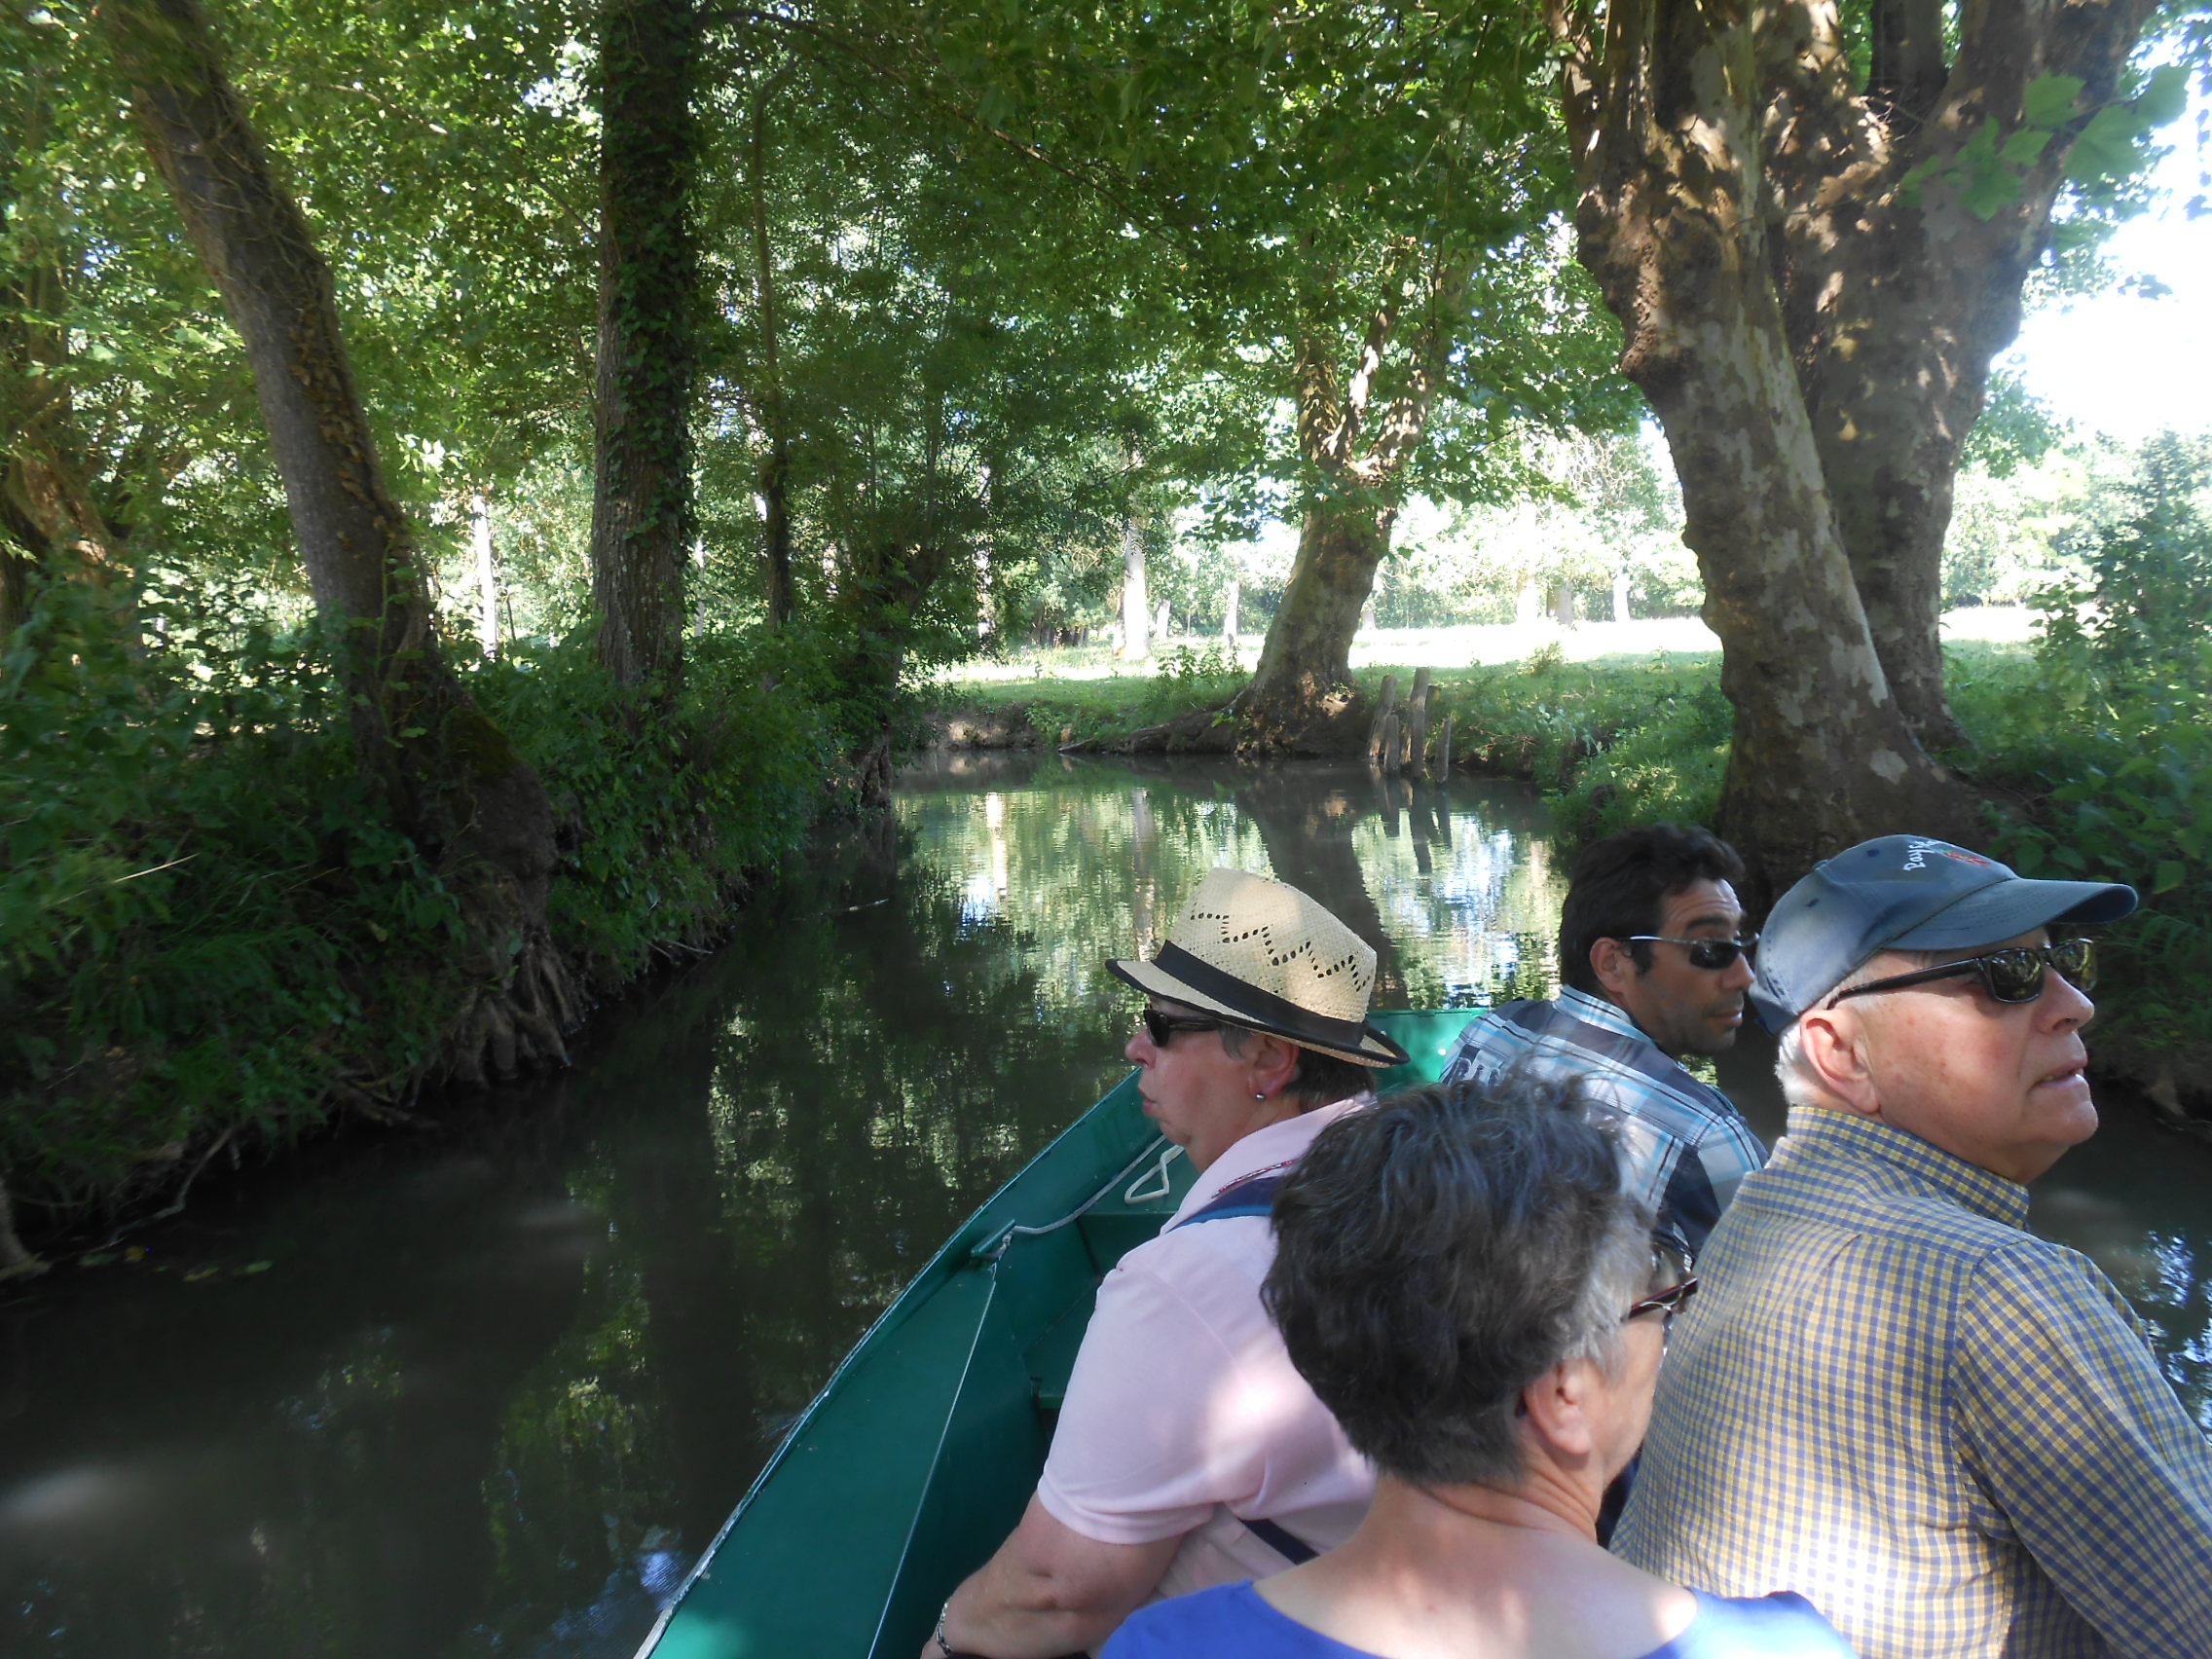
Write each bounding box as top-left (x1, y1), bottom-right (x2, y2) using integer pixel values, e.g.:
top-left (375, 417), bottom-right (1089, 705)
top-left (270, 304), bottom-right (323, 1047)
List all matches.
top-left (0, 575), bottom-right (846, 1227)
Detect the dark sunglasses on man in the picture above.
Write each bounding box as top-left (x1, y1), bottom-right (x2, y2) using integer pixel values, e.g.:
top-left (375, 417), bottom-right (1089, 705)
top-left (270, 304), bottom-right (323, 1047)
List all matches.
top-left (1825, 938), bottom-right (2096, 1010)
top-left (1623, 933), bottom-right (1759, 972)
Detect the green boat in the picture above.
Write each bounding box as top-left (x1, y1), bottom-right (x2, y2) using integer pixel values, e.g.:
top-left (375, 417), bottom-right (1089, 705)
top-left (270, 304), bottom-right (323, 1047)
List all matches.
top-left (634, 1010), bottom-right (1466, 1659)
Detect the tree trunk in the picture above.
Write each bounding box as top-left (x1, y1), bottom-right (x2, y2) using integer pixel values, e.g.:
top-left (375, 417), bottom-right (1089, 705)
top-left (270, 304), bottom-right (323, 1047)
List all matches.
top-left (1222, 575), bottom-right (1239, 645)
top-left (590, 0), bottom-right (698, 690)
top-left (471, 487), bottom-right (498, 658)
top-left (1557, 0), bottom-right (1979, 896)
top-left (1611, 568), bottom-right (1631, 623)
top-left (103, 0), bottom-right (571, 1083)
top-left (1757, 0), bottom-right (2159, 749)
top-left (834, 541), bottom-right (953, 805)
top-left (1118, 474), bottom-right (1149, 662)
top-left (749, 67), bottom-right (795, 632)
top-left (1552, 583), bottom-right (1577, 630)
top-left (1238, 498), bottom-right (1392, 745)
top-left (0, 533), bottom-right (29, 639)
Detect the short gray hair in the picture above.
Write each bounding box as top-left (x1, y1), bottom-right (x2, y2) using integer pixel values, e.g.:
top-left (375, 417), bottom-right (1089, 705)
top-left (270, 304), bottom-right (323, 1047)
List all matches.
top-left (1774, 947), bottom-right (1942, 1107)
top-left (1264, 1070), bottom-right (1654, 1488)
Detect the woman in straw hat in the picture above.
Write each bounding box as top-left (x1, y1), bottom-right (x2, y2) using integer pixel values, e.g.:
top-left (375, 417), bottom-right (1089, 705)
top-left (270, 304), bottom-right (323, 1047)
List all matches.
top-left (929, 868), bottom-right (1408, 1659)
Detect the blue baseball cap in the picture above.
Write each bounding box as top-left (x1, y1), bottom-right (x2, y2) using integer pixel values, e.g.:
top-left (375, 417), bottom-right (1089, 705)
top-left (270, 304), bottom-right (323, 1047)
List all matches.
top-left (1750, 834), bottom-right (2137, 1031)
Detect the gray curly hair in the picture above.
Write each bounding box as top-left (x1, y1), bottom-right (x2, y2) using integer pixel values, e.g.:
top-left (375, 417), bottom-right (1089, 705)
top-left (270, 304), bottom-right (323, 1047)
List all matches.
top-left (1264, 1070), bottom-right (1655, 1488)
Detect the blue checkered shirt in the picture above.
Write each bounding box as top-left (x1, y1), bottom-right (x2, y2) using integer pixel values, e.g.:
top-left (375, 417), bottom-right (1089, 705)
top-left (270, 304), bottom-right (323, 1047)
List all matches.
top-left (1439, 987), bottom-right (1766, 1256)
top-left (1615, 1107), bottom-right (2212, 1659)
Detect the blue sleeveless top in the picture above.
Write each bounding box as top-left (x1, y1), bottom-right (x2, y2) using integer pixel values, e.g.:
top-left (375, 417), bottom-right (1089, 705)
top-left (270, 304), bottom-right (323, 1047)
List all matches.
top-left (1101, 1582), bottom-right (1859, 1659)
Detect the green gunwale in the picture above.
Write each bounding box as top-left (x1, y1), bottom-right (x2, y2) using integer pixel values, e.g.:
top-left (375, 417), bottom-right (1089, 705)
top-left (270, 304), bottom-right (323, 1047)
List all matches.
top-left (636, 1010), bottom-right (1468, 1659)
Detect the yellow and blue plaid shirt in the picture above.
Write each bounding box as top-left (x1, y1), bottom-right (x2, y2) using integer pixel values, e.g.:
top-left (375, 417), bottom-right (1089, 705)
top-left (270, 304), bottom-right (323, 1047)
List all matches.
top-left (1615, 1106), bottom-right (2212, 1659)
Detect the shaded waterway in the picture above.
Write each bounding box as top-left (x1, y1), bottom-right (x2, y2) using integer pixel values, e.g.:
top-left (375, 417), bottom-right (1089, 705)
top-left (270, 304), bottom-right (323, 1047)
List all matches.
top-left (2, 756), bottom-right (2206, 1657)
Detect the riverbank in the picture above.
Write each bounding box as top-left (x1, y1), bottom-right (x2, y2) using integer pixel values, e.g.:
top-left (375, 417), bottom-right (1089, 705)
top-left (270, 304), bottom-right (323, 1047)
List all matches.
top-left (929, 635), bottom-right (2212, 1113)
top-left (1, 609), bottom-right (855, 1267)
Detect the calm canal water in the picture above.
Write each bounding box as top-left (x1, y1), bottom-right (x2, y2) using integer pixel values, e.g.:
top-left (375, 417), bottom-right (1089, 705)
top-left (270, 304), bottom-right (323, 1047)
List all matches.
top-left (2, 756), bottom-right (2205, 1657)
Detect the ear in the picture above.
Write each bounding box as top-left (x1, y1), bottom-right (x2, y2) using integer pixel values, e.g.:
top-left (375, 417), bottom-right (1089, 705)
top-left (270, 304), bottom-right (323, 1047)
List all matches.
top-left (1520, 1357), bottom-right (1601, 1460)
top-left (1797, 1005), bottom-right (1882, 1118)
top-left (1589, 936), bottom-right (1641, 999)
top-left (1243, 1031), bottom-right (1304, 1100)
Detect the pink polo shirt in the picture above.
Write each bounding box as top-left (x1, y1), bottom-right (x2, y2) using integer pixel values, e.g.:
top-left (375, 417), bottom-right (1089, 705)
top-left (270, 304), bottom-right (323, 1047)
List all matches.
top-left (1035, 1098), bottom-right (1377, 1598)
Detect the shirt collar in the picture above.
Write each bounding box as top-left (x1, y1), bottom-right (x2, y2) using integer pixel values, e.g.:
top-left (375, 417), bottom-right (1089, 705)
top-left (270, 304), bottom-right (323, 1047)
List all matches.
top-left (1556, 986), bottom-right (1655, 1046)
top-left (1172, 1095), bottom-right (1368, 1222)
top-left (1780, 1105), bottom-right (2031, 1229)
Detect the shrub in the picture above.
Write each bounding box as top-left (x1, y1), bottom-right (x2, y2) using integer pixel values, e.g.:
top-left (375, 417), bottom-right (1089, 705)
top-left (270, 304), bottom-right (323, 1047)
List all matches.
top-left (1, 571), bottom-right (848, 1225)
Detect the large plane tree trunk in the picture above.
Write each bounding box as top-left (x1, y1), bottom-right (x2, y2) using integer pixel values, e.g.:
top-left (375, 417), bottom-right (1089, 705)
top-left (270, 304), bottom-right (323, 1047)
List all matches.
top-left (1237, 498), bottom-right (1392, 746)
top-left (1555, 0), bottom-right (1980, 895)
top-left (590, 0), bottom-right (699, 690)
top-left (103, 0), bottom-right (572, 1084)
top-left (1758, 0), bottom-right (2160, 750)
top-left (1214, 253), bottom-right (1465, 752)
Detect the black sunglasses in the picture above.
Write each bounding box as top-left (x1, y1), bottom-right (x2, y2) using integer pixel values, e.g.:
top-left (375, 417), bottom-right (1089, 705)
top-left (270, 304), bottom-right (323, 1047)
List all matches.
top-left (1625, 933), bottom-right (1759, 971)
top-left (1141, 1008), bottom-right (1227, 1049)
top-left (1826, 938), bottom-right (2096, 1009)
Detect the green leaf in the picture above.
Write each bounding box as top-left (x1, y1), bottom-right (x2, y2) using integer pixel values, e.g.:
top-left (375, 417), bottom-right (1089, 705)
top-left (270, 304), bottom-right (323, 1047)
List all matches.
top-left (2139, 63), bottom-right (2190, 129)
top-left (1959, 163), bottom-right (2023, 220)
top-left (2023, 73), bottom-right (2085, 129)
top-left (1999, 129), bottom-right (2052, 168)
top-left (2156, 861), bottom-right (2186, 894)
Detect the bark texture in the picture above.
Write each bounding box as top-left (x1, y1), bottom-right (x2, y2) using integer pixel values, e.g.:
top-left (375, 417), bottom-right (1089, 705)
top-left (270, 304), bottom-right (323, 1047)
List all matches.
top-left (1757, 0), bottom-right (2158, 747)
top-left (1229, 250), bottom-right (1467, 749)
top-left (1555, 0), bottom-right (1981, 894)
top-left (103, 0), bottom-right (571, 1085)
top-left (590, 0), bottom-right (699, 689)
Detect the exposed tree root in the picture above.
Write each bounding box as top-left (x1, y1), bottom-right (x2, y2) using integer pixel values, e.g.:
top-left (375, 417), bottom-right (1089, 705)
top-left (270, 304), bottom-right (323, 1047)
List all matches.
top-left (1115, 681), bottom-right (1374, 757)
top-left (438, 927), bottom-right (580, 1091)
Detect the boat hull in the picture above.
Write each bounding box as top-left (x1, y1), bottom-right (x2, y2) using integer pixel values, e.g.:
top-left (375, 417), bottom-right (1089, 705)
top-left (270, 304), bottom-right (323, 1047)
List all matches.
top-left (637, 1010), bottom-right (1470, 1658)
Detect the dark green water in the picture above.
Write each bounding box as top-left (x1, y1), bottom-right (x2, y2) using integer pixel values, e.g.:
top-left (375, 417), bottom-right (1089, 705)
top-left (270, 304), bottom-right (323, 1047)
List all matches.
top-left (0, 755), bottom-right (2202, 1657)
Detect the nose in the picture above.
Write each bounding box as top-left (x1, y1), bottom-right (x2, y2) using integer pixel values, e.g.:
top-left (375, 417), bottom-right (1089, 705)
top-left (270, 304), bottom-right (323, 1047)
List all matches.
top-left (2042, 967), bottom-right (2094, 1029)
top-left (1720, 949), bottom-right (1755, 992)
top-left (1126, 1023), bottom-right (1155, 1064)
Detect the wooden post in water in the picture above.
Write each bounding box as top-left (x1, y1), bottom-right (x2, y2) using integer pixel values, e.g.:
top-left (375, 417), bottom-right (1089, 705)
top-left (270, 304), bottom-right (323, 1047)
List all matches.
top-left (1436, 714), bottom-right (1455, 779)
top-left (1377, 713), bottom-right (1403, 775)
top-left (1406, 669), bottom-right (1432, 776)
top-left (1366, 674), bottom-right (1400, 767)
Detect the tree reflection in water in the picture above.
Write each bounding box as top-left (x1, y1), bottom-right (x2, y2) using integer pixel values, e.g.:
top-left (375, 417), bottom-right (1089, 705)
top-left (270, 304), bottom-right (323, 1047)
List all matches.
top-left (1, 754), bottom-right (2205, 1659)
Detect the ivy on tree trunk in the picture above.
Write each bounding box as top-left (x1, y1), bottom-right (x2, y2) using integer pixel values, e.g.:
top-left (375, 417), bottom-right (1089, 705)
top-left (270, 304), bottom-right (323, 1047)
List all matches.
top-left (591, 0), bottom-right (700, 690)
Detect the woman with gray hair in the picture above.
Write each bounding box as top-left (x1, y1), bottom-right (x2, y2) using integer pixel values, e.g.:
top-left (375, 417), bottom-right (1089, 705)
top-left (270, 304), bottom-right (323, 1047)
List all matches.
top-left (1101, 1075), bottom-right (1857, 1659)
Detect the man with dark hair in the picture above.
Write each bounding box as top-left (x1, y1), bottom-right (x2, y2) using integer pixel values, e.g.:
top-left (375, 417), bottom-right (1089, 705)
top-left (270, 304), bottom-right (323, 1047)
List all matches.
top-left (1439, 823), bottom-right (1764, 1257)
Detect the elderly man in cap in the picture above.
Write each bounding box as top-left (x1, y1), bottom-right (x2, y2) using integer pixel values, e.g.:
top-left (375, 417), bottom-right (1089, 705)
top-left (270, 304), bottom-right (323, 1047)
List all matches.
top-left (930, 868), bottom-right (1407, 1659)
top-left (1615, 834), bottom-right (2212, 1659)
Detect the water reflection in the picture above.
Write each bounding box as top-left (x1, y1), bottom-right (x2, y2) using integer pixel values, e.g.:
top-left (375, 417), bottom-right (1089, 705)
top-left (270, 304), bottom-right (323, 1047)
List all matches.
top-left (1, 756), bottom-right (2206, 1657)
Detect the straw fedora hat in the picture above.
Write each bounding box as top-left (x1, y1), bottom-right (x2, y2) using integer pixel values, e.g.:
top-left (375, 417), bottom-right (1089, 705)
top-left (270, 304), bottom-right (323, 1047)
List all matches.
top-left (1108, 867), bottom-right (1409, 1067)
